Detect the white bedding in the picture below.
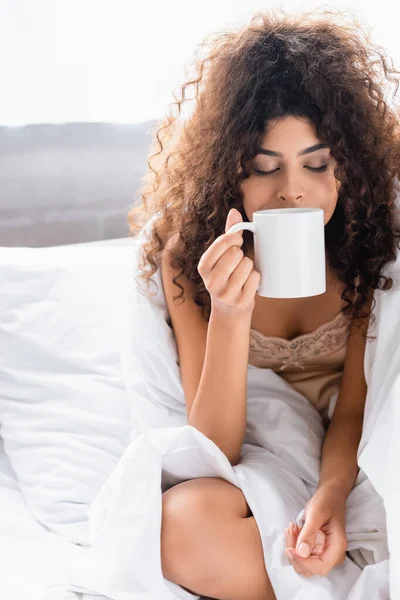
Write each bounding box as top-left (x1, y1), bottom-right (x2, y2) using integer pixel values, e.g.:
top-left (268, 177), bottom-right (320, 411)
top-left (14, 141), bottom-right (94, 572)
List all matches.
top-left (0, 442), bottom-right (109, 600)
top-left (1, 222), bottom-right (400, 599)
top-left (81, 219), bottom-right (399, 600)
top-left (0, 244), bottom-right (134, 545)
top-left (0, 442), bottom-right (75, 599)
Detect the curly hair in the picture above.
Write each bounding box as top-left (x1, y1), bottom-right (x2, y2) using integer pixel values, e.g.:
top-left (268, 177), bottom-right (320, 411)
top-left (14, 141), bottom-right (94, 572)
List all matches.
top-left (128, 6), bottom-right (400, 339)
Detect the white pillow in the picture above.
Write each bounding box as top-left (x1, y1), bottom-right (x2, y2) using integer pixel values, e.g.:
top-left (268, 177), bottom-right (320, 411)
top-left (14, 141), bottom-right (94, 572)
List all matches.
top-left (122, 219), bottom-right (190, 442)
top-left (0, 241), bottom-right (138, 545)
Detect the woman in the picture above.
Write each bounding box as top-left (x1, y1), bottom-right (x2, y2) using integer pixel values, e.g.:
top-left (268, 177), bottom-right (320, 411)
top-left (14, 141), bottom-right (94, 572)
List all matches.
top-left (128, 7), bottom-right (400, 600)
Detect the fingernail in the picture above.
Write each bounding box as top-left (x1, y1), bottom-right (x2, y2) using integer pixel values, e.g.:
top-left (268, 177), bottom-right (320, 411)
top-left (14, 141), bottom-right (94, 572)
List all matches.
top-left (297, 542), bottom-right (310, 558)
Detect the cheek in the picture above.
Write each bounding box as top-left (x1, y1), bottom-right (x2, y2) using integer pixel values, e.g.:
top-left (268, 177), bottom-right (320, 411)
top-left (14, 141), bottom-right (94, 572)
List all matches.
top-left (241, 179), bottom-right (260, 206)
top-left (323, 195), bottom-right (338, 225)
top-left (321, 173), bottom-right (339, 218)
top-left (241, 176), bottom-right (269, 200)
top-left (241, 186), bottom-right (271, 216)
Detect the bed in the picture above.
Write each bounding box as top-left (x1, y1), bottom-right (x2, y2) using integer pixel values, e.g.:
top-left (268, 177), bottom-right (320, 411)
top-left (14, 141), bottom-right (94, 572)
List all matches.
top-left (1, 225), bottom-right (399, 600)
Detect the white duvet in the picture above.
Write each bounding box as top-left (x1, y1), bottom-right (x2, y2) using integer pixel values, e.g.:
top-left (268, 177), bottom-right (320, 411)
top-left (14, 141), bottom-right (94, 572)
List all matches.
top-left (2, 220), bottom-right (400, 599)
top-left (71, 219), bottom-right (399, 600)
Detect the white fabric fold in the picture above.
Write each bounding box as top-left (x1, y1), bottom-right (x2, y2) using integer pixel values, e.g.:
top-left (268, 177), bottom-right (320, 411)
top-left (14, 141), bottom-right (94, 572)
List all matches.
top-left (78, 214), bottom-right (400, 599)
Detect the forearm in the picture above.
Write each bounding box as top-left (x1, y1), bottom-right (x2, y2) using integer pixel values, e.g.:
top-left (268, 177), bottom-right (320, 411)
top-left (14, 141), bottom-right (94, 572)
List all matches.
top-left (317, 411), bottom-right (364, 499)
top-left (188, 307), bottom-right (252, 466)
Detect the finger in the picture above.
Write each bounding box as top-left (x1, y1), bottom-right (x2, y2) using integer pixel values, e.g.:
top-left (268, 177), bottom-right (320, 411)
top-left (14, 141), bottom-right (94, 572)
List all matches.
top-left (197, 230), bottom-right (244, 275)
top-left (225, 208), bottom-right (243, 234)
top-left (294, 523), bottom-right (324, 557)
top-left (287, 522), bottom-right (298, 548)
top-left (318, 520), bottom-right (348, 567)
top-left (226, 254), bottom-right (255, 290)
top-left (241, 269), bottom-right (261, 302)
top-left (292, 521), bottom-right (300, 535)
top-left (296, 513), bottom-right (326, 558)
top-left (285, 549), bottom-right (314, 577)
top-left (319, 536), bottom-right (347, 568)
top-left (287, 553), bottom-right (328, 576)
top-left (289, 543), bottom-right (346, 577)
top-left (311, 530), bottom-right (326, 556)
top-left (285, 523), bottom-right (315, 577)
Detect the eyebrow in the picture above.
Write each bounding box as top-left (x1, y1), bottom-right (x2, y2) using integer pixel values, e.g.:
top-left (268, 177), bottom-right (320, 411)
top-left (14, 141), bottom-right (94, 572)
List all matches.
top-left (256, 143), bottom-right (330, 158)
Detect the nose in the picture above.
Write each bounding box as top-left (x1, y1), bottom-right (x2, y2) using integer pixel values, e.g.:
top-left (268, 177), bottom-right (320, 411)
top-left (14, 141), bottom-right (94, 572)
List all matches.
top-left (279, 185), bottom-right (305, 207)
top-left (278, 174), bottom-right (305, 206)
top-left (281, 197), bottom-right (303, 207)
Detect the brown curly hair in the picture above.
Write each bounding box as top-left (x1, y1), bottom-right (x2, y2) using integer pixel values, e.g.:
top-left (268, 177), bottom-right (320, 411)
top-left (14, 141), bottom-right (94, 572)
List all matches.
top-left (128, 6), bottom-right (400, 338)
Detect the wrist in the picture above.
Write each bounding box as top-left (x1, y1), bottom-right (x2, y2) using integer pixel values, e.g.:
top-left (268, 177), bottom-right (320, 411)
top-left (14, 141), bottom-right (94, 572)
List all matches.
top-left (316, 479), bottom-right (349, 501)
top-left (210, 304), bottom-right (253, 325)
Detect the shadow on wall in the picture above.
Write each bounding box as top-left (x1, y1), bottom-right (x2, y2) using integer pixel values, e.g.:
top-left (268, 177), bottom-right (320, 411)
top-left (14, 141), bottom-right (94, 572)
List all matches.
top-left (0, 121), bottom-right (157, 247)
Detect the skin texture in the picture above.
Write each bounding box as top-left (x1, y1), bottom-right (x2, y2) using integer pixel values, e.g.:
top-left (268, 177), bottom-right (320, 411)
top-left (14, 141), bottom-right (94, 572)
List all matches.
top-left (240, 115), bottom-right (342, 225)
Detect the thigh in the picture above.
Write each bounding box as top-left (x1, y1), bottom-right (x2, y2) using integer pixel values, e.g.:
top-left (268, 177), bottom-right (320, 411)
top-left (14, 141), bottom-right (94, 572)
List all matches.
top-left (161, 478), bottom-right (272, 600)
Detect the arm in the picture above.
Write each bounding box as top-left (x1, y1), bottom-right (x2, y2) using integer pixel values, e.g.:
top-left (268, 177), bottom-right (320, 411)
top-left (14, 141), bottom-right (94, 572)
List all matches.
top-left (317, 289), bottom-right (374, 499)
top-left (284, 290), bottom-right (375, 574)
top-left (188, 308), bottom-right (252, 466)
top-left (161, 240), bottom-right (251, 466)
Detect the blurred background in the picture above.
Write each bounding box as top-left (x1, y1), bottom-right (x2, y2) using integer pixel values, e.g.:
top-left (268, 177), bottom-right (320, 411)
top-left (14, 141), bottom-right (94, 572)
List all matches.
top-left (1, 0), bottom-right (399, 247)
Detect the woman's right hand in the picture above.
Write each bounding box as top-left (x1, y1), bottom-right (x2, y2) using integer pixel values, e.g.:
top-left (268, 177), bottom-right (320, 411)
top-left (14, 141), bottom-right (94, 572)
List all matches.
top-left (197, 208), bottom-right (261, 317)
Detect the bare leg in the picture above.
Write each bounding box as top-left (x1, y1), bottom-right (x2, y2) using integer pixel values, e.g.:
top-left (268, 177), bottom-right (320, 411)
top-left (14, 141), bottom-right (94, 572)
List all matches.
top-left (161, 477), bottom-right (276, 600)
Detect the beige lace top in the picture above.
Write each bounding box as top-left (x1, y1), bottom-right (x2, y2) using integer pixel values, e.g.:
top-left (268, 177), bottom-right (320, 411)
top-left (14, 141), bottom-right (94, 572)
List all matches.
top-left (248, 309), bottom-right (353, 422)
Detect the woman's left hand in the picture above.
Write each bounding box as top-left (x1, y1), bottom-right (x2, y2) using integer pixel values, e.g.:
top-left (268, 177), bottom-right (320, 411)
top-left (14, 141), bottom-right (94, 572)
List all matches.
top-left (284, 485), bottom-right (348, 577)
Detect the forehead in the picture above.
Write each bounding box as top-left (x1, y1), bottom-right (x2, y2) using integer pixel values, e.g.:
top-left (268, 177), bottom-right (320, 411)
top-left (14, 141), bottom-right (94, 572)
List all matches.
top-left (262, 115), bottom-right (316, 135)
top-left (260, 116), bottom-right (322, 144)
top-left (255, 117), bottom-right (330, 158)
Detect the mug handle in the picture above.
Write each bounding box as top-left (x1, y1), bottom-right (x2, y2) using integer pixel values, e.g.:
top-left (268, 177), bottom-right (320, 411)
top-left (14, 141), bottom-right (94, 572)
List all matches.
top-left (226, 222), bottom-right (256, 234)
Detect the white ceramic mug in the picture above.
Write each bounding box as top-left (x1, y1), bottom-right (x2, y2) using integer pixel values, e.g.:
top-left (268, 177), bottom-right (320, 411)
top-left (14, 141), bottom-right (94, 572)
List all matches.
top-left (227, 207), bottom-right (326, 298)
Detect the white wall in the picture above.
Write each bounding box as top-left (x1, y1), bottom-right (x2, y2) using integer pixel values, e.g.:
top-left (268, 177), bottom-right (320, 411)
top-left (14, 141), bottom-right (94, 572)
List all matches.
top-left (0, 0), bottom-right (398, 126)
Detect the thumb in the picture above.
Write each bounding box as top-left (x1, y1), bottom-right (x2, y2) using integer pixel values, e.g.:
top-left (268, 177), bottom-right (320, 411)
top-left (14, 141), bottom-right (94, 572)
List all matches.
top-left (225, 208), bottom-right (243, 234)
top-left (296, 516), bottom-right (323, 558)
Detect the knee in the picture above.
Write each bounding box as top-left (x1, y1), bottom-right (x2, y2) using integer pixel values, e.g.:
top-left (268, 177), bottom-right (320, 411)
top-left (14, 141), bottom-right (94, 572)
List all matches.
top-left (160, 477), bottom-right (248, 584)
top-left (162, 478), bottom-right (214, 522)
top-left (160, 479), bottom-right (212, 550)
top-left (161, 477), bottom-right (247, 529)
top-left (160, 479), bottom-right (210, 584)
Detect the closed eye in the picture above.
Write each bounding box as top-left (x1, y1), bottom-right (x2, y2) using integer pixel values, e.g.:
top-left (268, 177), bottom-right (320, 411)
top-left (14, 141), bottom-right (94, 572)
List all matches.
top-left (253, 165), bottom-right (328, 177)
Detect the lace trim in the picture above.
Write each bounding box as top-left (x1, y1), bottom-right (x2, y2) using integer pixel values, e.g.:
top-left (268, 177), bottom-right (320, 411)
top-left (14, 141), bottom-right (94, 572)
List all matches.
top-left (249, 310), bottom-right (351, 371)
